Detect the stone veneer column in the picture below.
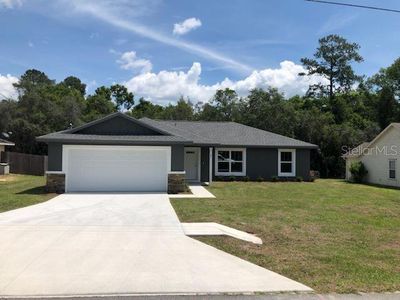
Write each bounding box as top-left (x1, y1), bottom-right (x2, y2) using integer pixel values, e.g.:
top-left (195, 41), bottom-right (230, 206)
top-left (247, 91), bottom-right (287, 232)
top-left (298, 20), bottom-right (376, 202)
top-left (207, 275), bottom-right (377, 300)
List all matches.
top-left (168, 171), bottom-right (187, 194)
top-left (46, 172), bottom-right (65, 193)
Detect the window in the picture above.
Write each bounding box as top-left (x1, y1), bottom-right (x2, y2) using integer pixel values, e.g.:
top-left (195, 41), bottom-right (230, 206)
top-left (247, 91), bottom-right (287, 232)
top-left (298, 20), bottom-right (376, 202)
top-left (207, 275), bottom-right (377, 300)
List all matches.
top-left (215, 148), bottom-right (246, 176)
top-left (278, 149), bottom-right (296, 176)
top-left (389, 159), bottom-right (396, 179)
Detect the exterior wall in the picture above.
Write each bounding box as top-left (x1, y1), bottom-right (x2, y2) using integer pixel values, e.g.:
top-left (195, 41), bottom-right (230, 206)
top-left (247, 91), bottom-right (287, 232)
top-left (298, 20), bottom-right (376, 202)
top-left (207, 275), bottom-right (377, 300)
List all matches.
top-left (211, 147), bottom-right (311, 181)
top-left (349, 126), bottom-right (400, 187)
top-left (0, 145), bottom-right (4, 154)
top-left (246, 148), bottom-right (278, 180)
top-left (171, 145), bottom-right (184, 171)
top-left (75, 117), bottom-right (161, 135)
top-left (200, 147), bottom-right (210, 182)
top-left (48, 143), bottom-right (63, 171)
top-left (296, 149), bottom-right (311, 181)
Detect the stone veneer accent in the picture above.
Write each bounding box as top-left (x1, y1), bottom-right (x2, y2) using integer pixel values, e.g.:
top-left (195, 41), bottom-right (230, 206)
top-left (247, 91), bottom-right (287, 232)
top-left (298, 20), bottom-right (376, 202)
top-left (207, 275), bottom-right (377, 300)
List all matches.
top-left (168, 172), bottom-right (187, 194)
top-left (46, 173), bottom-right (65, 194)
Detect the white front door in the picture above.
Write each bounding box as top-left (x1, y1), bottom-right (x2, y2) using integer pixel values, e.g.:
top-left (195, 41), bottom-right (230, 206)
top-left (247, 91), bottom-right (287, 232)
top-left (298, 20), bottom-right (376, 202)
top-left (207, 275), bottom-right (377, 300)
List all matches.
top-left (184, 148), bottom-right (200, 181)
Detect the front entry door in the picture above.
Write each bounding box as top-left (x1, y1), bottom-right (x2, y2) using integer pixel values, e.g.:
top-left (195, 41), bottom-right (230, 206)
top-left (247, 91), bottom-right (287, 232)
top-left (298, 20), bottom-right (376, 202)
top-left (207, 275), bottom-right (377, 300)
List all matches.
top-left (184, 148), bottom-right (200, 181)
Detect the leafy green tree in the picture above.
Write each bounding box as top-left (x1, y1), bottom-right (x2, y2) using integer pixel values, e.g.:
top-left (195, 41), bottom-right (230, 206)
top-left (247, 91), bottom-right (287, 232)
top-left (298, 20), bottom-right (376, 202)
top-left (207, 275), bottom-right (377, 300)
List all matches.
top-left (197, 88), bottom-right (240, 121)
top-left (13, 69), bottom-right (54, 94)
top-left (129, 98), bottom-right (164, 119)
top-left (61, 76), bottom-right (86, 96)
top-left (241, 88), bottom-right (296, 136)
top-left (84, 87), bottom-right (116, 122)
top-left (110, 84), bottom-right (134, 111)
top-left (300, 34), bottom-right (363, 99)
top-left (368, 58), bottom-right (400, 128)
top-left (162, 97), bottom-right (194, 120)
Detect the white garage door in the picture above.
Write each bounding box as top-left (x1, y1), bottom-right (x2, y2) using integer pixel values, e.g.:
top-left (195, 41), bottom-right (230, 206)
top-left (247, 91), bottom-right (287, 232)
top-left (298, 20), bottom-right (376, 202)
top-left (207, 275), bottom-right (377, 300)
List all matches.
top-left (64, 146), bottom-right (170, 192)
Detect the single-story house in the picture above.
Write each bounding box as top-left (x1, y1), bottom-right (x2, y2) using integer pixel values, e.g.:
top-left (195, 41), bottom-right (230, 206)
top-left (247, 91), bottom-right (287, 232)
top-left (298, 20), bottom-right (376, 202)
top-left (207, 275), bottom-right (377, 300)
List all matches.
top-left (0, 138), bottom-right (14, 154)
top-left (344, 123), bottom-right (400, 187)
top-left (37, 112), bottom-right (318, 193)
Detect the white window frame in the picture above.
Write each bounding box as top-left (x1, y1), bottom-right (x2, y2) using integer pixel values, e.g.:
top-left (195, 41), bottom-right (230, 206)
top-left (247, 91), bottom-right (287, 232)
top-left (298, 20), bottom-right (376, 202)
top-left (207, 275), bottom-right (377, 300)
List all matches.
top-left (389, 158), bottom-right (396, 180)
top-left (278, 149), bottom-right (296, 177)
top-left (215, 148), bottom-right (246, 176)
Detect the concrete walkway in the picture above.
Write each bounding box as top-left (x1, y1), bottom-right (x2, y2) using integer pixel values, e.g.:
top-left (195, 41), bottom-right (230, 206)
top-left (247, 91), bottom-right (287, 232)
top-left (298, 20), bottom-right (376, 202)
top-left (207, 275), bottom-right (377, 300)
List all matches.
top-left (0, 193), bottom-right (311, 296)
top-left (182, 222), bottom-right (262, 244)
top-left (169, 184), bottom-right (216, 198)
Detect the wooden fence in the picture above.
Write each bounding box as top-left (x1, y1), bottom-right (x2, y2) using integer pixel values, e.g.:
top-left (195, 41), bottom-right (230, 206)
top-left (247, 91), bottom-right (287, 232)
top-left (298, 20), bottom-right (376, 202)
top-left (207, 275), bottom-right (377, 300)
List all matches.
top-left (0, 152), bottom-right (48, 176)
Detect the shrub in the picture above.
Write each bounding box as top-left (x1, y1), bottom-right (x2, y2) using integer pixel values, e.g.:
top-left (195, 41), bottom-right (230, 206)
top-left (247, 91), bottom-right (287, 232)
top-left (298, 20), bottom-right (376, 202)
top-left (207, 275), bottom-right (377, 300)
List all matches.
top-left (229, 175), bottom-right (235, 182)
top-left (271, 176), bottom-right (279, 182)
top-left (349, 161), bottom-right (368, 183)
top-left (296, 176), bottom-right (303, 182)
top-left (243, 176), bottom-right (250, 182)
top-left (257, 176), bottom-right (264, 182)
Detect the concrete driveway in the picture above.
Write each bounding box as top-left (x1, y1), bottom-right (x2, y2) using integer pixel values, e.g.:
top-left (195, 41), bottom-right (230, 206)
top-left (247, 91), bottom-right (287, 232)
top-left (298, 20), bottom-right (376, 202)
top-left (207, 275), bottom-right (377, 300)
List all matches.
top-left (0, 193), bottom-right (311, 296)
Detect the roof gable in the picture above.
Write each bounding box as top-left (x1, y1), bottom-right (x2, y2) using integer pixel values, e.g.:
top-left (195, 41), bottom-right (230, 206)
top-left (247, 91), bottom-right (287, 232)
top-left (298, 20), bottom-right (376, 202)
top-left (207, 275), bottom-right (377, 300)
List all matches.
top-left (67, 113), bottom-right (169, 136)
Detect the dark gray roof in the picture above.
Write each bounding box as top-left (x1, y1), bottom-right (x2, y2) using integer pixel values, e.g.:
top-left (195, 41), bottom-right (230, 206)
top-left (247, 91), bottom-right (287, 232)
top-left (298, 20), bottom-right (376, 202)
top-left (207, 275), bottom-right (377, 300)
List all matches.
top-left (37, 133), bottom-right (190, 144)
top-left (140, 118), bottom-right (317, 148)
top-left (0, 138), bottom-right (14, 146)
top-left (36, 112), bottom-right (317, 148)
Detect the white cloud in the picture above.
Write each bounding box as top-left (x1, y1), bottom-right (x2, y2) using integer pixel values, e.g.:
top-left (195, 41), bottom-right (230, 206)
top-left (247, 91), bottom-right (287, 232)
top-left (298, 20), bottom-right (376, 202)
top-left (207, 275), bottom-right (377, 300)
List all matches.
top-left (123, 61), bottom-right (327, 103)
top-left (66, 0), bottom-right (252, 73)
top-left (117, 51), bottom-right (152, 73)
top-left (0, 0), bottom-right (22, 8)
top-left (0, 74), bottom-right (18, 100)
top-left (28, 41), bottom-right (34, 48)
top-left (173, 17), bottom-right (202, 35)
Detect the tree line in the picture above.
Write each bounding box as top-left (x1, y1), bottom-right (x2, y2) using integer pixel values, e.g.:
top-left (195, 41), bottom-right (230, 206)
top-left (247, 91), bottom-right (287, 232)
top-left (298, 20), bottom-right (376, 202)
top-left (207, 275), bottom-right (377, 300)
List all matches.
top-left (1, 34), bottom-right (400, 177)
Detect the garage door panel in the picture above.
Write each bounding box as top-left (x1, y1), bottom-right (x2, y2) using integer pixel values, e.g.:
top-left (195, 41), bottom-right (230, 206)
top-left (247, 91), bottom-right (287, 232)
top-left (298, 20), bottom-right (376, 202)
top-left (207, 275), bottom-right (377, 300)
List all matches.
top-left (65, 146), bottom-right (170, 192)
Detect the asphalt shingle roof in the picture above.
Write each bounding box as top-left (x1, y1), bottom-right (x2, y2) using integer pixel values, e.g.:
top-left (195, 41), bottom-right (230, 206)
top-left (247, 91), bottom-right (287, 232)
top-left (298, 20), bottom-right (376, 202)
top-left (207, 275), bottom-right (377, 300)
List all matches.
top-left (36, 113), bottom-right (317, 148)
top-left (36, 133), bottom-right (189, 144)
top-left (140, 118), bottom-right (317, 148)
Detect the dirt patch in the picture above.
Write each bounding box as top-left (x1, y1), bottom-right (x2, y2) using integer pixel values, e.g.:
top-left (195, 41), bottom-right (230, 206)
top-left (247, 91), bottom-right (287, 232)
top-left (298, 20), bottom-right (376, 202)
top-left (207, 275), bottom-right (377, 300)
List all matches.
top-left (0, 175), bottom-right (17, 182)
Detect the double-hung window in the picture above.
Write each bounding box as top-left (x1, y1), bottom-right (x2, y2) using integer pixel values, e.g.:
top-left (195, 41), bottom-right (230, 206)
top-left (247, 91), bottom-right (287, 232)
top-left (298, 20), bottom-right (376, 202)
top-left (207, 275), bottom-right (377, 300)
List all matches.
top-left (278, 149), bottom-right (296, 177)
top-left (215, 148), bottom-right (246, 176)
top-left (389, 159), bottom-right (396, 179)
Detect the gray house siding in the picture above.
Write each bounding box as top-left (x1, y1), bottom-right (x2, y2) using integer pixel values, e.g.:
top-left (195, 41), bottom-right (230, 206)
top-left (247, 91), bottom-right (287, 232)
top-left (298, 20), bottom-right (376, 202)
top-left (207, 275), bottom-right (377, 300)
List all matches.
top-left (210, 147), bottom-right (311, 181)
top-left (296, 149), bottom-right (311, 180)
top-left (171, 145), bottom-right (184, 171)
top-left (246, 148), bottom-right (278, 180)
top-left (47, 143), bottom-right (184, 172)
top-left (75, 117), bottom-right (162, 135)
top-left (200, 147), bottom-right (210, 182)
top-left (48, 143), bottom-right (63, 171)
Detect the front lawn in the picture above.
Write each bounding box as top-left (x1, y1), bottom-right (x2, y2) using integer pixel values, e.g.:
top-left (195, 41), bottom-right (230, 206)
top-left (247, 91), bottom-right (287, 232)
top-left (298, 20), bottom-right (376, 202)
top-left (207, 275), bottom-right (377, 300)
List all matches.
top-left (171, 179), bottom-right (400, 293)
top-left (0, 174), bottom-right (55, 213)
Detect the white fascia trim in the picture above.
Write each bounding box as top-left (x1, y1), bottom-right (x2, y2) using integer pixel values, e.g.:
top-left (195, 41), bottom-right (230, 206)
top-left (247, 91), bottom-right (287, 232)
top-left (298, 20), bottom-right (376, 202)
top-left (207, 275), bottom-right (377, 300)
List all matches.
top-left (169, 171), bottom-right (186, 174)
top-left (215, 147), bottom-right (246, 176)
top-left (278, 149), bottom-right (296, 177)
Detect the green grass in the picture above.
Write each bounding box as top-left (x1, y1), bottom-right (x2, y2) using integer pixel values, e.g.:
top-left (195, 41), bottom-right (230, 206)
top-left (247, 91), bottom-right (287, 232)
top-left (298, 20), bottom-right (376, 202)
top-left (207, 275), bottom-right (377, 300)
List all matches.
top-left (0, 174), bottom-right (55, 213)
top-left (171, 179), bottom-right (400, 293)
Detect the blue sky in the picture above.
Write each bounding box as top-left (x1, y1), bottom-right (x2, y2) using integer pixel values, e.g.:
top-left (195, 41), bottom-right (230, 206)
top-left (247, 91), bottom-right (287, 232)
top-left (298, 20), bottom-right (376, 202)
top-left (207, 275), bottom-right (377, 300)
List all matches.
top-left (0, 0), bottom-right (400, 104)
